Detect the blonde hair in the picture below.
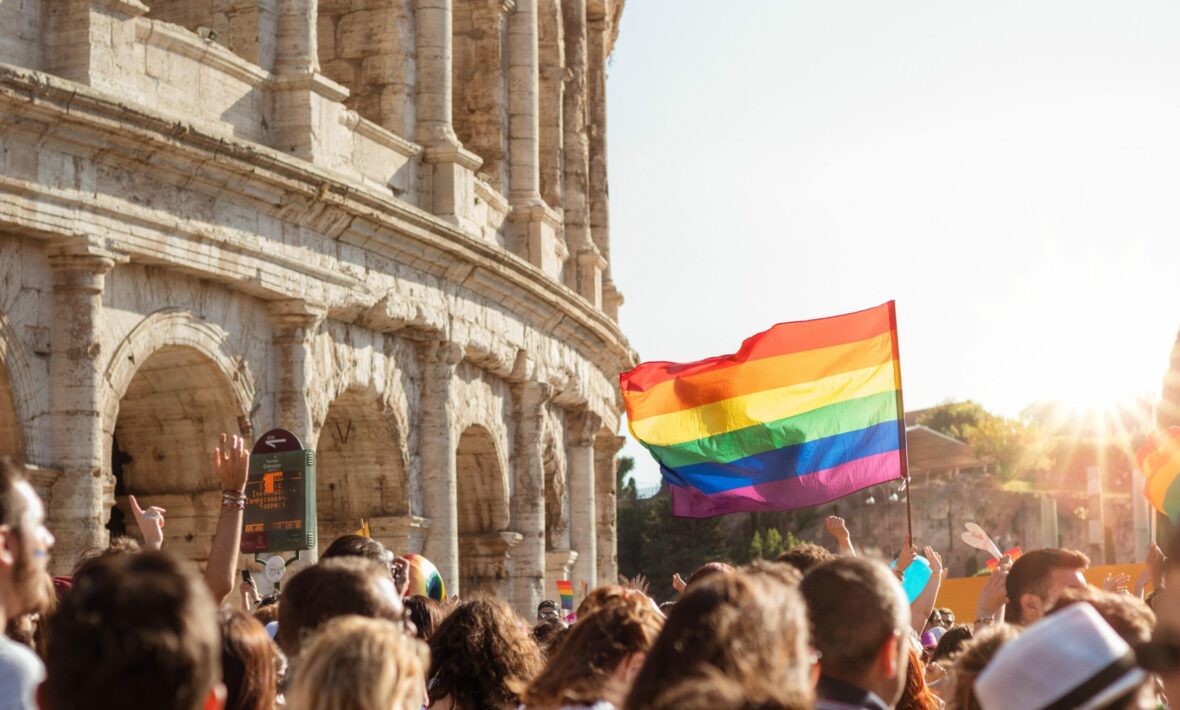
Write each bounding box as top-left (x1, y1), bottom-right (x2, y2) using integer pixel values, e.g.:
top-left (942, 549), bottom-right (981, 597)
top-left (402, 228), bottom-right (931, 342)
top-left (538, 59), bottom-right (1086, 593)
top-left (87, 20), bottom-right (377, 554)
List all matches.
top-left (286, 616), bottom-right (429, 710)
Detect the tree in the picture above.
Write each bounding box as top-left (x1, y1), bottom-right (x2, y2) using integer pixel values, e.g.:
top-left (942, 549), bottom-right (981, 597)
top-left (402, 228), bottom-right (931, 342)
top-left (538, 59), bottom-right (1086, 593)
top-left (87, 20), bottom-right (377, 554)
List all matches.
top-left (917, 400), bottom-right (1050, 479)
top-left (617, 455), bottom-right (637, 502)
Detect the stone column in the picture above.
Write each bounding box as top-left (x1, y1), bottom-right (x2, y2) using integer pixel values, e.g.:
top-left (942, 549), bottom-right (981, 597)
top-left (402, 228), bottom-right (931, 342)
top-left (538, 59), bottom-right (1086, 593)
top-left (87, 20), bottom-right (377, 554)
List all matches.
top-left (567, 410), bottom-right (600, 589)
top-left (586, 11), bottom-right (620, 317)
top-left (47, 241), bottom-right (116, 575)
top-left (419, 339), bottom-right (462, 594)
top-left (268, 300), bottom-right (325, 448)
top-left (511, 380), bottom-right (549, 614)
top-left (274, 0), bottom-right (319, 74)
top-left (416, 0), bottom-right (484, 229)
top-left (595, 433), bottom-right (624, 585)
top-left (561, 0), bottom-right (603, 304)
top-left (507, 0), bottom-right (565, 280)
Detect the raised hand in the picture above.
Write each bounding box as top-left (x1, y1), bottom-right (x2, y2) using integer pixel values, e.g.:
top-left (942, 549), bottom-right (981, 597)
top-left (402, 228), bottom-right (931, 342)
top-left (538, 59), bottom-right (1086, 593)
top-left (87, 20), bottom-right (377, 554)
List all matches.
top-left (896, 536), bottom-right (918, 573)
top-left (213, 432), bottom-right (249, 493)
top-left (825, 516), bottom-right (850, 542)
top-left (924, 545), bottom-right (945, 580)
top-left (128, 494), bottom-right (166, 550)
top-left (976, 555), bottom-right (1012, 621)
top-left (672, 573), bottom-right (687, 594)
top-left (622, 573), bottom-right (650, 596)
top-left (392, 556), bottom-right (410, 598)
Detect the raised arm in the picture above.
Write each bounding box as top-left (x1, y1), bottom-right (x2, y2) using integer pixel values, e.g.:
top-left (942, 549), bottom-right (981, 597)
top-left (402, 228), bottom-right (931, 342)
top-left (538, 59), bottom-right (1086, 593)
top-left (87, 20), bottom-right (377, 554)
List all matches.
top-left (204, 432), bottom-right (249, 604)
top-left (824, 515), bottom-right (856, 556)
top-left (128, 494), bottom-right (166, 551)
top-left (974, 555), bottom-right (1012, 628)
top-left (910, 546), bottom-right (944, 633)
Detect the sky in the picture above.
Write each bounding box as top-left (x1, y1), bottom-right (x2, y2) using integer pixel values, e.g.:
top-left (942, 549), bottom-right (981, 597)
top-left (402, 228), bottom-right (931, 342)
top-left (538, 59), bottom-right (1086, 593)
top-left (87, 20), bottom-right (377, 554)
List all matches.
top-left (605, 1), bottom-right (1180, 489)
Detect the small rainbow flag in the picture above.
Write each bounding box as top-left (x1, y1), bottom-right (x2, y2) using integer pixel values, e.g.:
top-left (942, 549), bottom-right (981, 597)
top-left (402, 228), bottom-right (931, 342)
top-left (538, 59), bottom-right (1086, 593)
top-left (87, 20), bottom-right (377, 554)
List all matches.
top-left (621, 302), bottom-right (907, 518)
top-left (556, 579), bottom-right (574, 611)
top-left (1137, 427), bottom-right (1180, 521)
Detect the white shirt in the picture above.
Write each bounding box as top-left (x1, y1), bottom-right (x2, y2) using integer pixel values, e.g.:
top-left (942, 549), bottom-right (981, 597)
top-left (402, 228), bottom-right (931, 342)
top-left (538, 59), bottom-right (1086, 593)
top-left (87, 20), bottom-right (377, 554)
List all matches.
top-left (0, 635), bottom-right (44, 710)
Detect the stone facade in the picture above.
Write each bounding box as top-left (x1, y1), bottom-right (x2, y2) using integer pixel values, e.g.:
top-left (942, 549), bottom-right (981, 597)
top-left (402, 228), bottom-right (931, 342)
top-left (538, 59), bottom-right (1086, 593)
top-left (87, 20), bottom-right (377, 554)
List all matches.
top-left (0, 0), bottom-right (629, 614)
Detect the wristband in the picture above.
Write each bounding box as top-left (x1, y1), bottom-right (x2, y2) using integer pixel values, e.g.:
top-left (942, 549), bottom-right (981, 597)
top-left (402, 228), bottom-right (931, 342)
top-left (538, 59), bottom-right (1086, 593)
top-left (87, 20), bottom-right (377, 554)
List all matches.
top-left (221, 489), bottom-right (246, 510)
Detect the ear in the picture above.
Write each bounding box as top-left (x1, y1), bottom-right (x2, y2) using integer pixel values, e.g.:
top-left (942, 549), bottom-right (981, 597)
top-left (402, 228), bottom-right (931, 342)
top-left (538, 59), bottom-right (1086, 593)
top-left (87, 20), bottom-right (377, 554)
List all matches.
top-left (1019, 592), bottom-right (1042, 622)
top-left (877, 631), bottom-right (901, 679)
top-left (203, 683), bottom-right (226, 710)
top-left (0, 527), bottom-right (15, 568)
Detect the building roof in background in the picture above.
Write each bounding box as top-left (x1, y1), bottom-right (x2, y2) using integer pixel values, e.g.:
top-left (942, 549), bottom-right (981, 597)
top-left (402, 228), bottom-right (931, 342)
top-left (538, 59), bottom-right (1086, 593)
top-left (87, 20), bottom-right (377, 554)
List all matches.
top-left (905, 424), bottom-right (986, 474)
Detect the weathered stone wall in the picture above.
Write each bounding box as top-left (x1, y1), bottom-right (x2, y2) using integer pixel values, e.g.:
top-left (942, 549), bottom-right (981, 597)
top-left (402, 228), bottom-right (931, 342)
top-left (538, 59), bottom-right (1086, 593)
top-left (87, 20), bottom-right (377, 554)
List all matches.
top-left (0, 0), bottom-right (628, 613)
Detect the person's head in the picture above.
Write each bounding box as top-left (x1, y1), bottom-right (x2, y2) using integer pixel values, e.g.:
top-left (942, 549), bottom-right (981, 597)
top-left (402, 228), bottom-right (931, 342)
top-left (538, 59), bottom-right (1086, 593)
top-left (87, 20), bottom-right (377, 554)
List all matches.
top-left (975, 604), bottom-right (1149, 710)
top-left (524, 592), bottom-right (663, 708)
top-left (624, 567), bottom-right (813, 710)
top-left (777, 542), bottom-right (835, 574)
top-left (946, 623), bottom-right (1021, 710)
top-left (321, 534), bottom-right (393, 567)
top-left (70, 536), bottom-right (143, 579)
top-left (537, 598), bottom-right (561, 622)
top-left (531, 617), bottom-right (568, 657)
top-left (1049, 586), bottom-right (1155, 646)
top-left (286, 615), bottom-right (429, 710)
top-left (43, 551), bottom-right (222, 710)
top-left (897, 645), bottom-right (940, 710)
top-left (684, 561), bottom-right (734, 591)
top-left (252, 601), bottom-right (279, 628)
top-left (931, 624), bottom-right (974, 664)
top-left (277, 556), bottom-right (404, 658)
top-left (404, 594), bottom-right (444, 641)
top-left (219, 610), bottom-right (277, 710)
top-left (0, 458), bottom-right (53, 621)
top-left (576, 584), bottom-right (628, 620)
top-left (801, 557), bottom-right (910, 707)
top-left (428, 596), bottom-right (543, 710)
top-left (1003, 548), bottom-right (1089, 625)
top-left (644, 664), bottom-right (812, 710)
top-left (936, 607), bottom-right (956, 628)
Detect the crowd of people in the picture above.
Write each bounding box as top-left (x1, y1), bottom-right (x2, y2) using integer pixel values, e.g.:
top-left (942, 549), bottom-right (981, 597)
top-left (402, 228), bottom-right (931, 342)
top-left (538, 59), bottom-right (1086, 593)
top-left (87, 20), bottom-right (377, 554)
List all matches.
top-left (2, 434), bottom-right (1180, 709)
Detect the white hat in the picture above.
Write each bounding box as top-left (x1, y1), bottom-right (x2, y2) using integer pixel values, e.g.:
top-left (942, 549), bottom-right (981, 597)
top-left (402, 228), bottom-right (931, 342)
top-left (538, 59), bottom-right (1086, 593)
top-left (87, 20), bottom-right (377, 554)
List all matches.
top-left (975, 603), bottom-right (1147, 710)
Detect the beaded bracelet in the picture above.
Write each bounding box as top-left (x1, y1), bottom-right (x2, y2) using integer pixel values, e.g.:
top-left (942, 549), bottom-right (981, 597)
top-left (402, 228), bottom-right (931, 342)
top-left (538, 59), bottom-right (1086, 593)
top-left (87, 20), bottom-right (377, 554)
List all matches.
top-left (221, 489), bottom-right (246, 511)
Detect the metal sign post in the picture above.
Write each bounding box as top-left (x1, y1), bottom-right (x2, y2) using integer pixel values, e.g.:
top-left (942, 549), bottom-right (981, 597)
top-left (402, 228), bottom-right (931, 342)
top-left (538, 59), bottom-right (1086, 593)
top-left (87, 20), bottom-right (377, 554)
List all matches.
top-left (241, 428), bottom-right (317, 564)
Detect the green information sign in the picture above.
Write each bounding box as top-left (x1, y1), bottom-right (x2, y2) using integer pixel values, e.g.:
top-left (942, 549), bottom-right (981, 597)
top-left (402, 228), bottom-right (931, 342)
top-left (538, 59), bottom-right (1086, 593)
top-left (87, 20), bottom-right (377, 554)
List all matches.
top-left (241, 428), bottom-right (317, 554)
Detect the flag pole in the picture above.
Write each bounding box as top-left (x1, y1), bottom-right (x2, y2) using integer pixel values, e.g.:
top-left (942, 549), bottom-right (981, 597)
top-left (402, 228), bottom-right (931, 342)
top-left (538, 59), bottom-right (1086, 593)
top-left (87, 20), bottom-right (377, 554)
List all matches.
top-left (888, 302), bottom-right (913, 542)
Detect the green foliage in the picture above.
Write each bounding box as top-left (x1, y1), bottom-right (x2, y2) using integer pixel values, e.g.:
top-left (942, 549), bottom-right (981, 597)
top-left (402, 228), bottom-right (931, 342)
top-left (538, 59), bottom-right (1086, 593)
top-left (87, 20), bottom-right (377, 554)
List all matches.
top-left (617, 491), bottom-right (731, 601)
top-left (617, 456), bottom-right (637, 503)
top-left (917, 400), bottom-right (1051, 479)
top-left (747, 527), bottom-right (803, 561)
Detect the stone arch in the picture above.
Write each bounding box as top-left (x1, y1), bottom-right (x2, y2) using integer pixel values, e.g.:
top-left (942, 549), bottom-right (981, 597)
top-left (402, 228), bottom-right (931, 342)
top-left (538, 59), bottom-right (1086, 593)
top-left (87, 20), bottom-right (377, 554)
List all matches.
top-left (315, 386), bottom-right (410, 552)
top-left (102, 309), bottom-right (255, 560)
top-left (456, 424), bottom-right (513, 595)
top-left (453, 0), bottom-right (509, 191)
top-left (0, 311), bottom-right (39, 461)
top-left (145, 0), bottom-right (277, 71)
top-left (317, 0), bottom-right (415, 137)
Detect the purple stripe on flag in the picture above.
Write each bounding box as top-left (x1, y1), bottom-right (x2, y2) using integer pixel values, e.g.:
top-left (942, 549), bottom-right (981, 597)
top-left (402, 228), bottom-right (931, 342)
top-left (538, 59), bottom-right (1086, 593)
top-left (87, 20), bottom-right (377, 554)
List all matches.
top-left (668, 450), bottom-right (904, 518)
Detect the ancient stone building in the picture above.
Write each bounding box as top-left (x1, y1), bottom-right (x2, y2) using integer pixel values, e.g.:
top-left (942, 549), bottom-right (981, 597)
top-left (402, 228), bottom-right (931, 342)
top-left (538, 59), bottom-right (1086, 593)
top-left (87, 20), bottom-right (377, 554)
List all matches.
top-left (0, 0), bottom-right (630, 613)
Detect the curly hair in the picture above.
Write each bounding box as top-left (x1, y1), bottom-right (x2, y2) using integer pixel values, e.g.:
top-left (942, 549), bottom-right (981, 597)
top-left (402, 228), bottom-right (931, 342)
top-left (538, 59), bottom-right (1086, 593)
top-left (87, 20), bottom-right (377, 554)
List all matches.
top-left (777, 543), bottom-right (834, 574)
top-left (427, 596), bottom-right (543, 710)
top-left (576, 584), bottom-right (629, 619)
top-left (1049, 586), bottom-right (1155, 645)
top-left (946, 623), bottom-right (1021, 710)
top-left (522, 594), bottom-right (663, 708)
top-left (623, 567), bottom-right (812, 710)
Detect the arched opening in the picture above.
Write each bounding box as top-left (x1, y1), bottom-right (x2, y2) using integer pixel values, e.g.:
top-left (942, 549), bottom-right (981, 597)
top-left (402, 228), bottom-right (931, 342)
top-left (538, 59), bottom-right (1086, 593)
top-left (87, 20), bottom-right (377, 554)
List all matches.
top-left (317, 0), bottom-right (415, 137)
top-left (145, 0), bottom-right (277, 71)
top-left (315, 389), bottom-right (409, 552)
top-left (452, 0), bottom-right (508, 191)
top-left (456, 424), bottom-right (512, 596)
top-left (0, 363), bottom-right (20, 458)
top-left (109, 345), bottom-right (246, 561)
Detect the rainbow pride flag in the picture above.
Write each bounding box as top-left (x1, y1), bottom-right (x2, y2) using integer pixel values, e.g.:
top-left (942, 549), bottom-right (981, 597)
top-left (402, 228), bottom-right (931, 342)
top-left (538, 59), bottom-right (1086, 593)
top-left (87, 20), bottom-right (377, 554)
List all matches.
top-left (1137, 427), bottom-right (1180, 521)
top-left (556, 579), bottom-right (574, 611)
top-left (621, 302), bottom-right (907, 518)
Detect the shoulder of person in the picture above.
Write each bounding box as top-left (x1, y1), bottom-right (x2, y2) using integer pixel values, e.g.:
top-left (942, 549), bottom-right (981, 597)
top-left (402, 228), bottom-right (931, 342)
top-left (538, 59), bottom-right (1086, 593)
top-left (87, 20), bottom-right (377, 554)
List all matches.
top-left (0, 637), bottom-right (45, 710)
